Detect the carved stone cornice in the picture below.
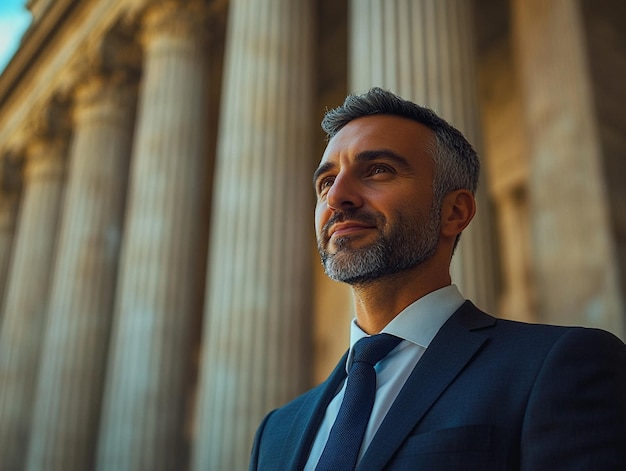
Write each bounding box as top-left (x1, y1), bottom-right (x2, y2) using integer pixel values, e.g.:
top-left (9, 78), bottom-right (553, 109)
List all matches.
top-left (0, 151), bottom-right (23, 199)
top-left (59, 25), bottom-right (142, 101)
top-left (74, 73), bottom-right (136, 116)
top-left (19, 99), bottom-right (70, 182)
top-left (23, 137), bottom-right (67, 182)
top-left (0, 0), bottom-right (78, 111)
top-left (26, 0), bottom-right (54, 23)
top-left (25, 98), bottom-right (71, 143)
top-left (141, 0), bottom-right (210, 45)
top-left (3, 96), bottom-right (71, 161)
top-left (0, 155), bottom-right (20, 227)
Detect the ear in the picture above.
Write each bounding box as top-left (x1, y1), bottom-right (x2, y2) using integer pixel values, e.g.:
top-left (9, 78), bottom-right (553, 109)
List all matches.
top-left (440, 189), bottom-right (476, 240)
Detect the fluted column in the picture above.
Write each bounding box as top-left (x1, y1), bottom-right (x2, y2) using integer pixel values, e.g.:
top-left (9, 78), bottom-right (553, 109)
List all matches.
top-left (192, 1), bottom-right (314, 469)
top-left (0, 134), bottom-right (67, 471)
top-left (350, 0), bottom-right (498, 312)
top-left (496, 190), bottom-right (533, 322)
top-left (512, 0), bottom-right (625, 335)
top-left (0, 192), bottom-right (18, 316)
top-left (96, 2), bottom-right (209, 470)
top-left (26, 72), bottom-right (136, 471)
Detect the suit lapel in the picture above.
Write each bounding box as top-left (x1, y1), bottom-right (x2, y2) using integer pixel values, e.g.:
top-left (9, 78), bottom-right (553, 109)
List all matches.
top-left (277, 351), bottom-right (349, 470)
top-left (358, 302), bottom-right (495, 470)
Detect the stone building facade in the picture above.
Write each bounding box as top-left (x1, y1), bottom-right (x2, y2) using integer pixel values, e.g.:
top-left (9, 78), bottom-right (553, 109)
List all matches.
top-left (0, 0), bottom-right (624, 470)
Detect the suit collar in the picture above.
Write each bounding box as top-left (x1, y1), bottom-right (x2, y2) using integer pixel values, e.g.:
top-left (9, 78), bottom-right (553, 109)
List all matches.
top-left (277, 351), bottom-right (349, 470)
top-left (358, 301), bottom-right (495, 470)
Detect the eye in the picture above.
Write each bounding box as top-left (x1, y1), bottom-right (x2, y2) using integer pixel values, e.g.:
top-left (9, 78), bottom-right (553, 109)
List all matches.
top-left (317, 176), bottom-right (335, 195)
top-left (369, 163), bottom-right (394, 176)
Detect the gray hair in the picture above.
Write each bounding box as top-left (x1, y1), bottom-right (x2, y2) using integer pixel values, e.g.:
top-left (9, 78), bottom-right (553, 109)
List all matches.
top-left (321, 87), bottom-right (479, 207)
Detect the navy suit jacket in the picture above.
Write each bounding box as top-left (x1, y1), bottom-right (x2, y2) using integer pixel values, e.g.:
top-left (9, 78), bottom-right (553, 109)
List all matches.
top-left (249, 301), bottom-right (626, 470)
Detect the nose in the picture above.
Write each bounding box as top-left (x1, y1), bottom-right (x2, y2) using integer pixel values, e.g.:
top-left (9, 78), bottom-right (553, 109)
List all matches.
top-left (326, 172), bottom-right (363, 211)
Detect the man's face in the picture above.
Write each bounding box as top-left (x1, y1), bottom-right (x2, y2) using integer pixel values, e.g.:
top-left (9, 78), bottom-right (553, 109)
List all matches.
top-left (314, 114), bottom-right (441, 285)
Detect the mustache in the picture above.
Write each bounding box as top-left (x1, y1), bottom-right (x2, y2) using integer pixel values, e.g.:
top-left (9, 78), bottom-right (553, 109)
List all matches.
top-left (321, 209), bottom-right (382, 239)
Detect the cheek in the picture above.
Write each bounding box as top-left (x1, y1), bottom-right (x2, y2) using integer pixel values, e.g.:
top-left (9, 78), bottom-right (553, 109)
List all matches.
top-left (314, 203), bottom-right (328, 235)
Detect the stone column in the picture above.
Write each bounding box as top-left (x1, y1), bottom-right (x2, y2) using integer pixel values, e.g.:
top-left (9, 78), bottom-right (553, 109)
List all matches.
top-left (192, 0), bottom-right (314, 469)
top-left (349, 0), bottom-right (498, 312)
top-left (26, 72), bottom-right (136, 471)
top-left (0, 192), bottom-right (18, 316)
top-left (496, 190), bottom-right (534, 322)
top-left (512, 0), bottom-right (625, 335)
top-left (0, 133), bottom-right (67, 471)
top-left (96, 3), bottom-right (209, 470)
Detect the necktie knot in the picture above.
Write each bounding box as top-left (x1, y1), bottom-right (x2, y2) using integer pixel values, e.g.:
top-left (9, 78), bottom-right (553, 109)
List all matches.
top-left (351, 333), bottom-right (402, 368)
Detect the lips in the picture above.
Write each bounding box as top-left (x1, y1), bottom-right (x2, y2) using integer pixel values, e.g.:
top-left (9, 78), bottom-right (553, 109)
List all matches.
top-left (329, 221), bottom-right (376, 239)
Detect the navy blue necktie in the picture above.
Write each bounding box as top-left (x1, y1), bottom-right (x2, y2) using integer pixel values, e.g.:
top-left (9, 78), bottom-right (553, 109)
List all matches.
top-left (316, 333), bottom-right (402, 471)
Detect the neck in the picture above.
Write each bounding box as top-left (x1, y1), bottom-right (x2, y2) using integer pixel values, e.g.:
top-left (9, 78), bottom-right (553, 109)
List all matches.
top-left (350, 263), bottom-right (451, 334)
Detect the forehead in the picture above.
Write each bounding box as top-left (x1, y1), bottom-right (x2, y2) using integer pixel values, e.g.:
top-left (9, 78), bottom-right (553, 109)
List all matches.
top-left (320, 114), bottom-right (436, 165)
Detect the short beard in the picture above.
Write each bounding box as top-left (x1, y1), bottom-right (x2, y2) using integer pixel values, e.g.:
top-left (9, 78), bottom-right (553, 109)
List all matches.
top-left (317, 204), bottom-right (440, 285)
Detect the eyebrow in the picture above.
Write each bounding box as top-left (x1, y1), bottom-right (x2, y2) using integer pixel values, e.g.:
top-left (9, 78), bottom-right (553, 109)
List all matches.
top-left (313, 148), bottom-right (412, 187)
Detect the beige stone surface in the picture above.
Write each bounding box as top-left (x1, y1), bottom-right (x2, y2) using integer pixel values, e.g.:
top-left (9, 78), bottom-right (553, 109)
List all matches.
top-left (96, 2), bottom-right (210, 470)
top-left (0, 135), bottom-right (67, 471)
top-left (477, 39), bottom-right (534, 321)
top-left (26, 73), bottom-right (136, 471)
top-left (0, 194), bottom-right (18, 318)
top-left (192, 0), bottom-right (315, 469)
top-left (513, 0), bottom-right (625, 335)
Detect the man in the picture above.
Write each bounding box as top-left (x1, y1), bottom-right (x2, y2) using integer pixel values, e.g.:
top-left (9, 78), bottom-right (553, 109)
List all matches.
top-left (249, 88), bottom-right (626, 470)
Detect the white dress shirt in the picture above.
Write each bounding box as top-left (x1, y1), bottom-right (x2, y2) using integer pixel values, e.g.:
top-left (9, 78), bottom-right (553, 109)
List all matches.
top-left (304, 284), bottom-right (466, 470)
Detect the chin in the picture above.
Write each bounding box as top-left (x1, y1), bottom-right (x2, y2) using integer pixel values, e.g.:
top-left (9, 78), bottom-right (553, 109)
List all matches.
top-left (331, 235), bottom-right (375, 252)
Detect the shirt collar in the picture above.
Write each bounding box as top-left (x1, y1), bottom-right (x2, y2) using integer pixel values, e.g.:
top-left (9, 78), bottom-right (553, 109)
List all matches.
top-left (348, 285), bottom-right (465, 365)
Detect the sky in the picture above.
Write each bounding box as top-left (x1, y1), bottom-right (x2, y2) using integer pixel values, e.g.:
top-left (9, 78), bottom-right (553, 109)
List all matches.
top-left (0, 0), bottom-right (31, 73)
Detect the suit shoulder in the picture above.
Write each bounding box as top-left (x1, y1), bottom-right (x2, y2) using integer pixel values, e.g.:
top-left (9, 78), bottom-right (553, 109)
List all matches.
top-left (461, 301), bottom-right (621, 344)
top-left (493, 315), bottom-right (625, 349)
top-left (458, 302), bottom-right (626, 361)
top-left (483, 316), bottom-right (626, 375)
